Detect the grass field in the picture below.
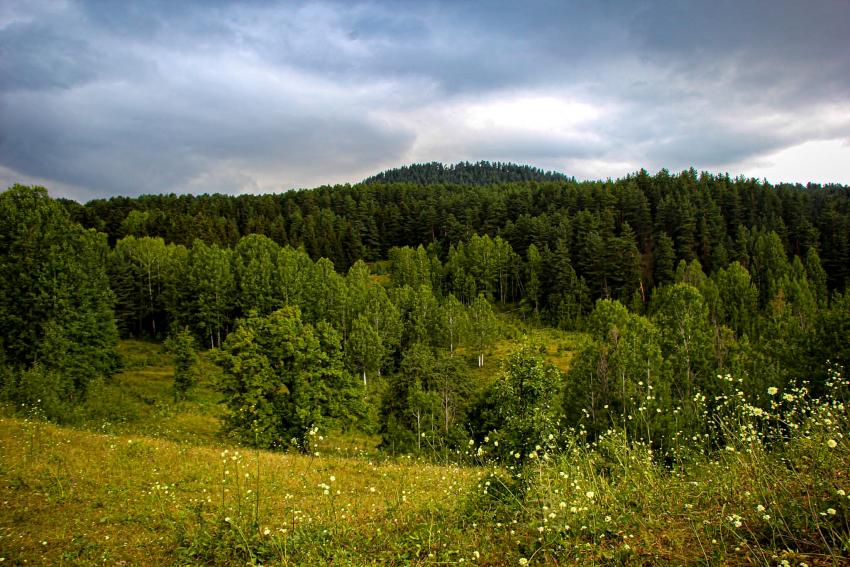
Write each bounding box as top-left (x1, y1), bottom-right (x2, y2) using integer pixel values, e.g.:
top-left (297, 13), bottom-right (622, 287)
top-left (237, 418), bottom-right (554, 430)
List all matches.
top-left (1, 337), bottom-right (848, 565)
top-left (0, 417), bottom-right (485, 565)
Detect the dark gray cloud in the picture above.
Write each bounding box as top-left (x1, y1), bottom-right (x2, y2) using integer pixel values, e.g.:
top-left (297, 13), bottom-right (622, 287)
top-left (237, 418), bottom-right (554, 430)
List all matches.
top-left (1, 0), bottom-right (849, 200)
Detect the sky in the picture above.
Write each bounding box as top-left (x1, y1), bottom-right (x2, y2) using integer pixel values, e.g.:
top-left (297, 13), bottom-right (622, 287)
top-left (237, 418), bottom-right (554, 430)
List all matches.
top-left (1, 1), bottom-right (849, 202)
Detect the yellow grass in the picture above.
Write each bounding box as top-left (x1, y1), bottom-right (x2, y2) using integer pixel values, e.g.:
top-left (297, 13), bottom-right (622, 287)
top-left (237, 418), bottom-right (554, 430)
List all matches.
top-left (0, 418), bottom-right (481, 565)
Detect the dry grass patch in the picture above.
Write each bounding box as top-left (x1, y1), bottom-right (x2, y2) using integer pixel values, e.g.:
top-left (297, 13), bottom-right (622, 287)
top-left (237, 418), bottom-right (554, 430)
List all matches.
top-left (0, 418), bottom-right (481, 565)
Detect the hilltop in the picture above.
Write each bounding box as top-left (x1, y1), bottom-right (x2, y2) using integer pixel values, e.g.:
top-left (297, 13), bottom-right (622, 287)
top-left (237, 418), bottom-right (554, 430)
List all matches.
top-left (361, 161), bottom-right (570, 185)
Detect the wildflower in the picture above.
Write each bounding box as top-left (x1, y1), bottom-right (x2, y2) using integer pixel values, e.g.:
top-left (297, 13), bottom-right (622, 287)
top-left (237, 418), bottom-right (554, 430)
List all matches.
top-left (837, 489), bottom-right (846, 496)
top-left (518, 559), bottom-right (528, 566)
top-left (225, 517), bottom-right (232, 523)
top-left (585, 491), bottom-right (595, 499)
top-left (263, 527), bottom-right (271, 536)
top-left (473, 551), bottom-right (480, 560)
top-left (827, 508), bottom-right (837, 515)
top-left (329, 475), bottom-right (336, 482)
top-left (827, 439), bottom-right (838, 448)
top-left (767, 387), bottom-right (778, 395)
top-left (783, 393), bottom-right (795, 402)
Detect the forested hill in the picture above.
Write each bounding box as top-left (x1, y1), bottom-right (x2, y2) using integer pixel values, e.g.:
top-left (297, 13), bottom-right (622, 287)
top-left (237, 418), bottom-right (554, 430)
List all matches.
top-left (63, 168), bottom-right (850, 293)
top-left (361, 161), bottom-right (570, 185)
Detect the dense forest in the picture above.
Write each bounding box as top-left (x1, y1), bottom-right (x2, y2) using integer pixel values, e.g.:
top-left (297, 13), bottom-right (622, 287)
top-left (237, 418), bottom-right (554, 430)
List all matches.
top-left (63, 163), bottom-right (850, 293)
top-left (3, 163), bottom-right (850, 456)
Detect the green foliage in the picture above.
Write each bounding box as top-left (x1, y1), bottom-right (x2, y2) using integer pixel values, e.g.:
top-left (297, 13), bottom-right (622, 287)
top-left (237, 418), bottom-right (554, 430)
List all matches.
top-left (523, 243), bottom-right (542, 315)
top-left (546, 238), bottom-right (589, 329)
top-left (650, 283), bottom-right (716, 400)
top-left (347, 314), bottom-right (383, 387)
top-left (437, 293), bottom-right (467, 354)
top-left (468, 294), bottom-right (497, 367)
top-left (391, 284), bottom-right (440, 348)
top-left (714, 261), bottom-right (758, 337)
top-left (180, 239), bottom-right (235, 348)
top-left (807, 292), bottom-right (850, 391)
top-left (0, 364), bottom-right (72, 421)
top-left (0, 185), bottom-right (118, 406)
top-left (653, 232), bottom-right (677, 286)
top-left (565, 301), bottom-right (671, 446)
top-left (14, 167), bottom-right (850, 563)
top-left (109, 235), bottom-right (187, 337)
top-left (379, 345), bottom-right (473, 455)
top-left (388, 245), bottom-right (431, 289)
top-left (214, 307), bottom-right (362, 450)
top-left (233, 233), bottom-right (280, 316)
top-left (362, 160), bottom-right (569, 185)
top-left (473, 346), bottom-right (563, 465)
top-left (165, 327), bottom-right (198, 399)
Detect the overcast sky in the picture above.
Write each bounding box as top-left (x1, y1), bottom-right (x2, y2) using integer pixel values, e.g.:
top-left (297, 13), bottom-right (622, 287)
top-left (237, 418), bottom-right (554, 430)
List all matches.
top-left (1, 1), bottom-right (849, 201)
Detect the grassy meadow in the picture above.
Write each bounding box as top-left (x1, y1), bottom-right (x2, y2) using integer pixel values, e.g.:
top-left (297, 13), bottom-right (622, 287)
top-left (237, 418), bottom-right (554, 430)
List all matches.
top-left (1, 336), bottom-right (849, 565)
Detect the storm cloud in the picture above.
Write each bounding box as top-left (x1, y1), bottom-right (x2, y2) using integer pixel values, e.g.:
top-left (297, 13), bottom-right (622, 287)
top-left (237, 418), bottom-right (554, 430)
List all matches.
top-left (1, 0), bottom-right (848, 200)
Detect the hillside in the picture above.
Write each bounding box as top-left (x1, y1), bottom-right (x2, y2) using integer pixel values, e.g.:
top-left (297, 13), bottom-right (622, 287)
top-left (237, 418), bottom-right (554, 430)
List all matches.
top-left (3, 175), bottom-right (850, 564)
top-left (1, 339), bottom-right (847, 564)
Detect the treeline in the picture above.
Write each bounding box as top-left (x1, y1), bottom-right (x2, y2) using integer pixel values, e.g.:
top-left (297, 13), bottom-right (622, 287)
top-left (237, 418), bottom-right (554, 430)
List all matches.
top-left (63, 167), bottom-right (850, 298)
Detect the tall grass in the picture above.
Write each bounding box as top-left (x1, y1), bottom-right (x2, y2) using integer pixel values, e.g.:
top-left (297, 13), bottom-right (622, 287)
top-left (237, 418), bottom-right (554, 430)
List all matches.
top-left (1, 339), bottom-right (847, 565)
top-left (462, 364), bottom-right (849, 565)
